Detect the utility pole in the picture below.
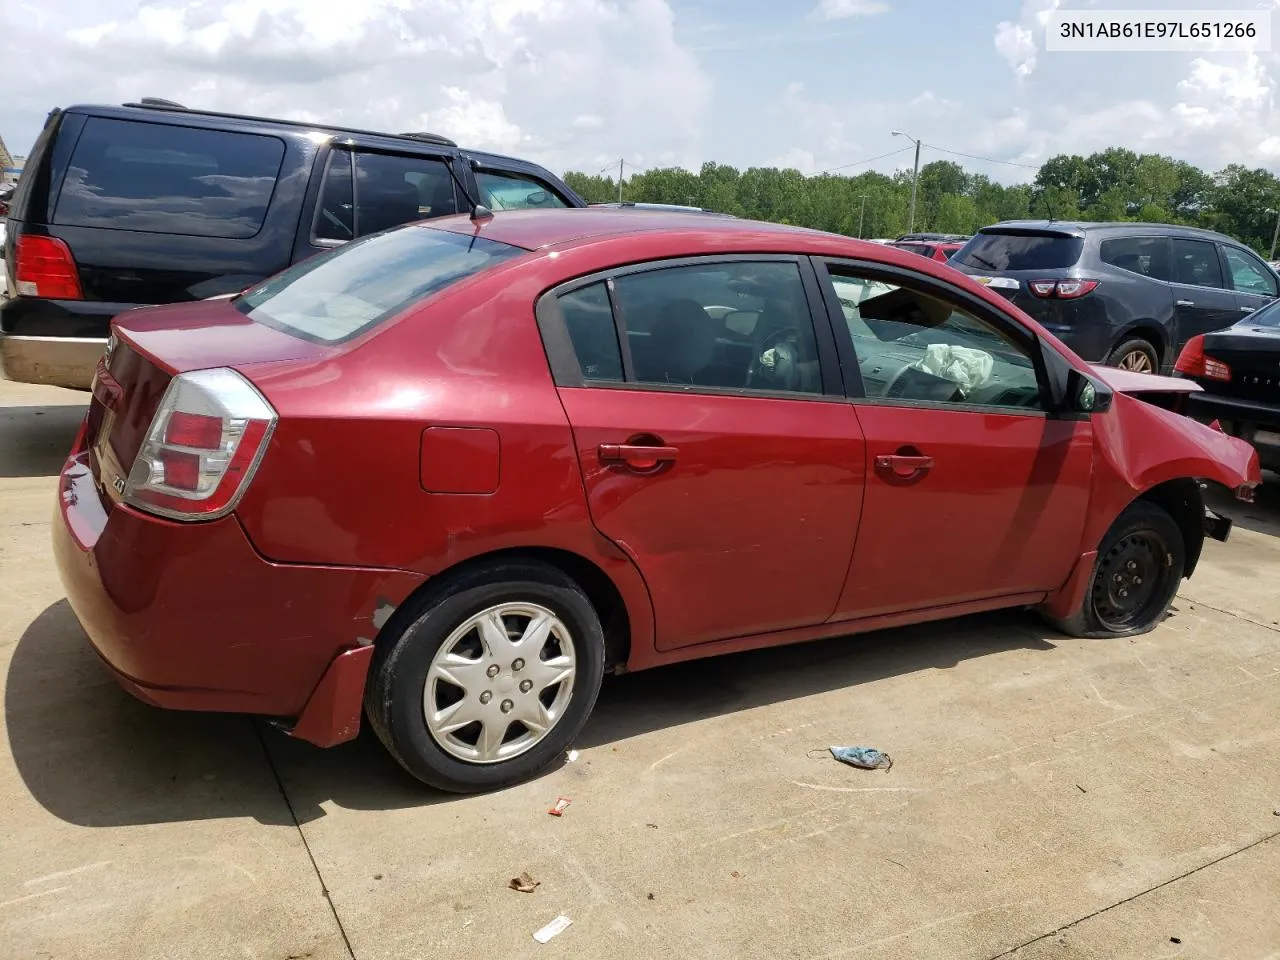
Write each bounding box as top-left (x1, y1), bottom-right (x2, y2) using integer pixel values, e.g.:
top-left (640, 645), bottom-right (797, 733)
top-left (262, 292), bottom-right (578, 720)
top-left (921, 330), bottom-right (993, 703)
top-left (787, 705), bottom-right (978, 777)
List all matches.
top-left (857, 194), bottom-right (868, 238)
top-left (618, 159), bottom-right (624, 204)
top-left (1270, 208), bottom-right (1280, 261)
top-left (892, 130), bottom-right (922, 234)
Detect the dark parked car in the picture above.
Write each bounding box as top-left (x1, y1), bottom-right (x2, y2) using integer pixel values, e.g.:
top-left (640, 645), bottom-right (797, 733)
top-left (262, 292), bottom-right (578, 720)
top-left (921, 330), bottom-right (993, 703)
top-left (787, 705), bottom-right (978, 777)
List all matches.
top-left (950, 221), bottom-right (1279, 374)
top-left (1, 98), bottom-right (586, 389)
top-left (1175, 297), bottom-right (1280, 471)
top-left (53, 208), bottom-right (1258, 792)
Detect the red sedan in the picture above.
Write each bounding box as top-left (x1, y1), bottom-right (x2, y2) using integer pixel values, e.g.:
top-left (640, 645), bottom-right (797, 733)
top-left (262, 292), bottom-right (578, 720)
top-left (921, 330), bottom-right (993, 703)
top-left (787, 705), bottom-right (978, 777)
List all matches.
top-left (53, 208), bottom-right (1260, 792)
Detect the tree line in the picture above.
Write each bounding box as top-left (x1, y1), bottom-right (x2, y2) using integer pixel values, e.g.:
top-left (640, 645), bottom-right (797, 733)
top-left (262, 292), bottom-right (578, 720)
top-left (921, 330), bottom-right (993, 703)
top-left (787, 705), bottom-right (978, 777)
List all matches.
top-left (563, 148), bottom-right (1280, 259)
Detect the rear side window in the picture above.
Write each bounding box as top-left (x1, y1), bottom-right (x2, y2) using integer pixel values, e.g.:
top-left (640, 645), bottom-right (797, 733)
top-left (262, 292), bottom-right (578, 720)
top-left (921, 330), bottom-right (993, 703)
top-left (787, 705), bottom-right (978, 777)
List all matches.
top-left (314, 149), bottom-right (459, 241)
top-left (476, 171), bottom-right (569, 210)
top-left (559, 283), bottom-right (623, 381)
top-left (236, 226), bottom-right (523, 343)
top-left (953, 232), bottom-right (1084, 271)
top-left (1169, 238), bottom-right (1224, 288)
top-left (54, 117), bottom-right (284, 239)
top-left (1099, 236), bottom-right (1170, 280)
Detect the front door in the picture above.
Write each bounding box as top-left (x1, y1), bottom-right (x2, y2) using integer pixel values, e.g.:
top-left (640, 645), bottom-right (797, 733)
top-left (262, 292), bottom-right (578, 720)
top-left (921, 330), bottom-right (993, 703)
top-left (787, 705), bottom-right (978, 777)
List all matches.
top-left (1168, 237), bottom-right (1239, 354)
top-left (1221, 244), bottom-right (1280, 320)
top-left (538, 257), bottom-right (865, 650)
top-left (816, 261), bottom-right (1093, 620)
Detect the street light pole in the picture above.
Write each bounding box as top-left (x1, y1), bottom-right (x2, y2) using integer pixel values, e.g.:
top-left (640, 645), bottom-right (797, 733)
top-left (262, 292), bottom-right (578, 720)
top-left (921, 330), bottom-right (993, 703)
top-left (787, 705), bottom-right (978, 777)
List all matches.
top-left (1270, 208), bottom-right (1280, 261)
top-left (857, 194), bottom-right (868, 238)
top-left (892, 130), bottom-right (922, 234)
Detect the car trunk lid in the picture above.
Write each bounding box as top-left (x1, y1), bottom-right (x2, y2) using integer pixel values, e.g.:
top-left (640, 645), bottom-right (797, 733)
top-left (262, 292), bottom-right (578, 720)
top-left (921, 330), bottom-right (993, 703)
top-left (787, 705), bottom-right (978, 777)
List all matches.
top-left (1198, 325), bottom-right (1280, 403)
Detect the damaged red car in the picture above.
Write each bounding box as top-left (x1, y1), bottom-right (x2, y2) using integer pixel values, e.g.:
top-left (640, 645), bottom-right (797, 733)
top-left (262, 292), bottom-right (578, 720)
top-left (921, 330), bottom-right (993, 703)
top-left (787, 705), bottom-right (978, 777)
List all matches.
top-left (53, 208), bottom-right (1261, 793)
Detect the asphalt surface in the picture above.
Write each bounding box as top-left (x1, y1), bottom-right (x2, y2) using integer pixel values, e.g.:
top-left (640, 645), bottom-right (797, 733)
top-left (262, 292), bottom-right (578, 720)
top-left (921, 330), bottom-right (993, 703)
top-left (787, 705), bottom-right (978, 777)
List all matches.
top-left (2, 376), bottom-right (1278, 960)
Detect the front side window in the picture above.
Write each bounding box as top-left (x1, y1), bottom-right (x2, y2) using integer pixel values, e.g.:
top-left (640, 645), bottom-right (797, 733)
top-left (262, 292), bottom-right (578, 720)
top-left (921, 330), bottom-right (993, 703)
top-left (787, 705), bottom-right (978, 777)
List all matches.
top-left (236, 226), bottom-right (523, 343)
top-left (1099, 236), bottom-right (1170, 280)
top-left (828, 269), bottom-right (1044, 411)
top-left (1223, 247), bottom-right (1279, 297)
top-left (55, 117), bottom-right (284, 239)
top-left (608, 261), bottom-right (822, 395)
top-left (1169, 238), bottom-right (1224, 288)
top-left (476, 171), bottom-right (569, 210)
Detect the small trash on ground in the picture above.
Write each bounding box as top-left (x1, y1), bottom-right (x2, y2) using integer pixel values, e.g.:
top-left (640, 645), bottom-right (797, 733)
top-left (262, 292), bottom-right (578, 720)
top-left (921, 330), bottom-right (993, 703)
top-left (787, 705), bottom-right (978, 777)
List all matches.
top-left (1170, 937), bottom-right (1182, 944)
top-left (548, 796), bottom-right (572, 816)
top-left (509, 872), bottom-right (540, 894)
top-left (566, 749), bottom-right (580, 763)
top-left (533, 915), bottom-right (573, 943)
top-left (646, 892), bottom-right (655, 900)
top-left (830, 745), bottom-right (893, 771)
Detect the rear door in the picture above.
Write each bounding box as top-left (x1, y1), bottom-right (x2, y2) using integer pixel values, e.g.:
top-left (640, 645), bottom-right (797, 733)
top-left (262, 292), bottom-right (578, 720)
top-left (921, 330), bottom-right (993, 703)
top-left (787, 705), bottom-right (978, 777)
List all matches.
top-left (1220, 243), bottom-right (1279, 319)
top-left (537, 255), bottom-right (865, 651)
top-left (1168, 237), bottom-right (1237, 353)
top-left (814, 258), bottom-right (1093, 619)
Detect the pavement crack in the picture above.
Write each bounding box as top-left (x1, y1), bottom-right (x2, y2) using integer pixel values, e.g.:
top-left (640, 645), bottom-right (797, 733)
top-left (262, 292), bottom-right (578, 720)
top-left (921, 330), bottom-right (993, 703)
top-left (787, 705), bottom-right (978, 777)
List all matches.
top-left (984, 830), bottom-right (1280, 959)
top-left (253, 720), bottom-right (357, 960)
top-left (1183, 597), bottom-right (1280, 635)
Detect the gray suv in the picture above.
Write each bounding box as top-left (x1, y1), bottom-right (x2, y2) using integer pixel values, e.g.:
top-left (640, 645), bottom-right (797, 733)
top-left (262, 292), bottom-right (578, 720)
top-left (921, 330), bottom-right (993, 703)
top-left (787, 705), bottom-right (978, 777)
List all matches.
top-left (950, 221), bottom-right (1280, 373)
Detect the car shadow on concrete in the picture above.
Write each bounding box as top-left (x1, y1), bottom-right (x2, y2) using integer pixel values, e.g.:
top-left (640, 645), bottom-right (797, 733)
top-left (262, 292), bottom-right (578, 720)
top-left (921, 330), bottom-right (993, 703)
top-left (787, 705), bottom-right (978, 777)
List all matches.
top-left (0, 404), bottom-right (85, 478)
top-left (7, 598), bottom-right (1056, 827)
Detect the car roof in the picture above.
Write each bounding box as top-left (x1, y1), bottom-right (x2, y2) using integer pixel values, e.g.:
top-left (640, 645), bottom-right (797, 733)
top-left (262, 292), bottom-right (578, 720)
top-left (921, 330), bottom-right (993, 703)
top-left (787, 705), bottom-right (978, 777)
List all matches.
top-left (980, 219), bottom-right (1238, 243)
top-left (427, 207), bottom-right (830, 251)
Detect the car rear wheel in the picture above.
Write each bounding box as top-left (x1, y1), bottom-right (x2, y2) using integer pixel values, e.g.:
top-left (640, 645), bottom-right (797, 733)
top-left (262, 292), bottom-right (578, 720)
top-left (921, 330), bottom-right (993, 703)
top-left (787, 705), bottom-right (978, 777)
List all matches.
top-left (1107, 338), bottom-right (1159, 374)
top-left (1045, 501), bottom-right (1185, 639)
top-left (365, 561), bottom-right (605, 792)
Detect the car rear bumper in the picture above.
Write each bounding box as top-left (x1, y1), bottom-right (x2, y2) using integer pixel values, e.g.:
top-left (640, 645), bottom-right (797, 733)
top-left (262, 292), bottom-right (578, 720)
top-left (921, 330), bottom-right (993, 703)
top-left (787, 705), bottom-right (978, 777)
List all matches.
top-left (0, 333), bottom-right (106, 389)
top-left (52, 443), bottom-right (424, 744)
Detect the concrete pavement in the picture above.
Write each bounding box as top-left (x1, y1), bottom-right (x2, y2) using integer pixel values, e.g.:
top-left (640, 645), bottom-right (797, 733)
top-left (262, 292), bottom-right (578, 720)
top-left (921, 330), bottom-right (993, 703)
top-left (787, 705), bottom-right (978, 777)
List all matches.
top-left (1, 376), bottom-right (1277, 960)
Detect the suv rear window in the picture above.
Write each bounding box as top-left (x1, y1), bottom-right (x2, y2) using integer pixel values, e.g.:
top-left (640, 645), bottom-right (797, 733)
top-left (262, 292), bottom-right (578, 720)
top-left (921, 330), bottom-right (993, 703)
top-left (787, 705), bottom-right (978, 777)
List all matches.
top-left (953, 232), bottom-right (1084, 271)
top-left (54, 117), bottom-right (285, 239)
top-left (236, 225), bottom-right (524, 343)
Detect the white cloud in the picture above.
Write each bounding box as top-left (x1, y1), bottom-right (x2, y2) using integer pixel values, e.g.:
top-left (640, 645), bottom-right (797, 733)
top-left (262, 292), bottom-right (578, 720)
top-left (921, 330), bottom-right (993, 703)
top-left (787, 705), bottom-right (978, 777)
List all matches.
top-left (811, 0), bottom-right (889, 21)
top-left (767, 147), bottom-right (819, 175)
top-left (993, 0), bottom-right (1061, 77)
top-left (0, 0), bottom-right (711, 176)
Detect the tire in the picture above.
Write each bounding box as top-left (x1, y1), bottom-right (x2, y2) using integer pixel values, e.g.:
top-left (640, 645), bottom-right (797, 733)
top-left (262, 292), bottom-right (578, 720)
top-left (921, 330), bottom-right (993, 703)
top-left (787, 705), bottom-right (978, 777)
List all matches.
top-left (1106, 338), bottom-right (1159, 374)
top-left (1045, 501), bottom-right (1185, 639)
top-left (365, 560), bottom-right (605, 793)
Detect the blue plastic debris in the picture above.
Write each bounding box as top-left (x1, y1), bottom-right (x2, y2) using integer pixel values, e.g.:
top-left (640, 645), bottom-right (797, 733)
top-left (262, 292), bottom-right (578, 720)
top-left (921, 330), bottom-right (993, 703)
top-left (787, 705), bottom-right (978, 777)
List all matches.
top-left (830, 745), bottom-right (892, 771)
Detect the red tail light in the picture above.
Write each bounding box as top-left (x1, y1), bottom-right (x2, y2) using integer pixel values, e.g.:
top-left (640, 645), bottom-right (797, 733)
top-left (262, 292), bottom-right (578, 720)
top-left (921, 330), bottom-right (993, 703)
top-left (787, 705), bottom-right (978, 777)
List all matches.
top-left (1174, 334), bottom-right (1231, 382)
top-left (1028, 279), bottom-right (1099, 299)
top-left (124, 367), bottom-right (277, 520)
top-left (14, 235), bottom-right (83, 300)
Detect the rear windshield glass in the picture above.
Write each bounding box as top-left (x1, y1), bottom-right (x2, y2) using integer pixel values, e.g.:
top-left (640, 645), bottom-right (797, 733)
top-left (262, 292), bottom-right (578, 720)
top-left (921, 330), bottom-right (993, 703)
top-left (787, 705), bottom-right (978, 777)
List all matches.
top-left (54, 117), bottom-right (284, 239)
top-left (235, 226), bottom-right (524, 343)
top-left (953, 232), bottom-right (1084, 271)
top-left (1247, 298), bottom-right (1280, 328)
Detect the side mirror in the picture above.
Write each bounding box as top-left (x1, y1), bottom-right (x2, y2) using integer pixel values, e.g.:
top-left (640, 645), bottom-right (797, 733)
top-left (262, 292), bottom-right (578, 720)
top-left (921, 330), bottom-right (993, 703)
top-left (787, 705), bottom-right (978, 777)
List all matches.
top-left (1065, 368), bottom-right (1112, 414)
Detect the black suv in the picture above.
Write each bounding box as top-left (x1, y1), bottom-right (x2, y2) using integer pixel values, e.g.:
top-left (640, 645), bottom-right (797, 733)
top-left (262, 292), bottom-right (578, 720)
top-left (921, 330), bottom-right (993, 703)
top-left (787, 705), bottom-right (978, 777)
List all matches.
top-left (1, 99), bottom-right (586, 389)
top-left (950, 221), bottom-right (1279, 374)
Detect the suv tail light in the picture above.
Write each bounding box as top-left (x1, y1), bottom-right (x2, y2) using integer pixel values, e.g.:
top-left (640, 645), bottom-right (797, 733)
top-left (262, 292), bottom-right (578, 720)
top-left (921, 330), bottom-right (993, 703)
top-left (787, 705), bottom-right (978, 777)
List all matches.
top-left (1028, 279), bottom-right (1100, 299)
top-left (1174, 334), bottom-right (1231, 382)
top-left (124, 367), bottom-right (276, 520)
top-left (14, 235), bottom-right (83, 300)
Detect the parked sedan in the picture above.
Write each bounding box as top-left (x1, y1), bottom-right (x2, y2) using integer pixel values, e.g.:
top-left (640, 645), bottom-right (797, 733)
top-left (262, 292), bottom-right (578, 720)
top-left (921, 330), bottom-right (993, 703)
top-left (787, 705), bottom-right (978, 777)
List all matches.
top-left (54, 208), bottom-right (1259, 793)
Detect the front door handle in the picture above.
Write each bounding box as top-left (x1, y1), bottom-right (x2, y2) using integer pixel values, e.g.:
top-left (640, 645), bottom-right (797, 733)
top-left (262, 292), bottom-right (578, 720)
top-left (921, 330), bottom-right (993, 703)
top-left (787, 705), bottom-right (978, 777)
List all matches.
top-left (598, 443), bottom-right (679, 470)
top-left (875, 454), bottom-right (935, 478)
top-left (1241, 305), bottom-right (1256, 313)
top-left (1175, 299), bottom-right (1195, 307)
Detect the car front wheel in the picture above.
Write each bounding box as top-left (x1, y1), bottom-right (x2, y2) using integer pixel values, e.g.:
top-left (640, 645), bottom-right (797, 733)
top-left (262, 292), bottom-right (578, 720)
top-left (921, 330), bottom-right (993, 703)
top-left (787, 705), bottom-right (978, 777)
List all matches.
top-left (1045, 500), bottom-right (1186, 639)
top-left (365, 561), bottom-right (605, 792)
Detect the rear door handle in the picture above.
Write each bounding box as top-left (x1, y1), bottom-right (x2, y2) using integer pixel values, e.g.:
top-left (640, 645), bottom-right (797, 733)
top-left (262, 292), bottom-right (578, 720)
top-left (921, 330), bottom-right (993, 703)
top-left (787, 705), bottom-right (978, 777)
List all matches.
top-left (598, 443), bottom-right (679, 469)
top-left (875, 454), bottom-right (935, 477)
top-left (1240, 305), bottom-right (1256, 313)
top-left (1175, 299), bottom-right (1195, 307)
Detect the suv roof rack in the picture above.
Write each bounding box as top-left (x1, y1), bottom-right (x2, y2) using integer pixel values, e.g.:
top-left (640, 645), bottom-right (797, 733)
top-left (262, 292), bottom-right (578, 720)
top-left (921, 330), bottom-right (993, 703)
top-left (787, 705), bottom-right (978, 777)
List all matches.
top-left (117, 100), bottom-right (460, 150)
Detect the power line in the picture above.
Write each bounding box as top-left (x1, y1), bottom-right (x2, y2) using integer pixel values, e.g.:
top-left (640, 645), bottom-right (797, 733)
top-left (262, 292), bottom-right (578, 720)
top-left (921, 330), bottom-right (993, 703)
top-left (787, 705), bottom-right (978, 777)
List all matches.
top-left (818, 146), bottom-right (913, 175)
top-left (921, 143), bottom-right (1041, 170)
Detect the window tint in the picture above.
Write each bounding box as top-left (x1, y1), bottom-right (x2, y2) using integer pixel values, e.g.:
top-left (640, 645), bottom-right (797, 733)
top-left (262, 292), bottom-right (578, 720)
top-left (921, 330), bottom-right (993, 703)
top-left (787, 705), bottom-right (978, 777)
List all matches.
top-left (953, 232), bottom-right (1084, 271)
top-left (1248, 298), bottom-right (1280, 327)
top-left (476, 171), bottom-right (569, 210)
top-left (313, 150), bottom-right (354, 242)
top-left (1223, 247), bottom-right (1278, 296)
top-left (559, 283), bottom-right (623, 381)
top-left (236, 227), bottom-right (523, 343)
top-left (610, 261), bottom-right (821, 395)
top-left (1169, 238), bottom-right (1224, 288)
top-left (829, 270), bottom-right (1044, 411)
top-left (54, 117), bottom-right (284, 238)
top-left (1099, 236), bottom-right (1170, 280)
top-left (353, 152), bottom-right (458, 237)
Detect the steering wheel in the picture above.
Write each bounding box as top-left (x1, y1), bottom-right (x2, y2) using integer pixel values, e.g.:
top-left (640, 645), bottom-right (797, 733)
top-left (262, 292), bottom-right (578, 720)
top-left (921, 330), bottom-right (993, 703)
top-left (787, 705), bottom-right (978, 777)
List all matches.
top-left (747, 326), bottom-right (801, 391)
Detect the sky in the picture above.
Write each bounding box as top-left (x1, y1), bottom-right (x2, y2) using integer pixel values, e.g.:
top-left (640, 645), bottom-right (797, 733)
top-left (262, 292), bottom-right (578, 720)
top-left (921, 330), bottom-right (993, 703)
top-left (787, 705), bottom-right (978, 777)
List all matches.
top-left (0, 0), bottom-right (1277, 185)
